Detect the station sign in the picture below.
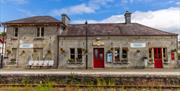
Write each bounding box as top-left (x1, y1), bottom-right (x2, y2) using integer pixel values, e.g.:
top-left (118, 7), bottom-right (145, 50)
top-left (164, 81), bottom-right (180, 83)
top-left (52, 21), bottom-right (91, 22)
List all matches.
top-left (130, 42), bottom-right (146, 48)
top-left (20, 43), bottom-right (33, 48)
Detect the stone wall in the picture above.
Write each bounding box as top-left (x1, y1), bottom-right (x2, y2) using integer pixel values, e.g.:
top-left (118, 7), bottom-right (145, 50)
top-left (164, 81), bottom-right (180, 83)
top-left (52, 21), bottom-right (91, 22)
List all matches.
top-left (5, 26), bottom-right (59, 68)
top-left (0, 74), bottom-right (180, 86)
top-left (58, 36), bottom-right (178, 69)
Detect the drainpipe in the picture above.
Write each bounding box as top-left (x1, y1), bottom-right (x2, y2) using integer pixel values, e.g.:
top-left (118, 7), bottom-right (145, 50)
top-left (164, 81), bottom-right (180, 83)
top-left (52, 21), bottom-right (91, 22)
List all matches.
top-left (85, 21), bottom-right (88, 69)
top-left (57, 34), bottom-right (59, 68)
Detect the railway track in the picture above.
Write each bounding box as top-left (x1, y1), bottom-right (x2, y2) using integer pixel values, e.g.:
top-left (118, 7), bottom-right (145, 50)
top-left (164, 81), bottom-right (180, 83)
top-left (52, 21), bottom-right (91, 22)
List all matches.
top-left (0, 84), bottom-right (180, 89)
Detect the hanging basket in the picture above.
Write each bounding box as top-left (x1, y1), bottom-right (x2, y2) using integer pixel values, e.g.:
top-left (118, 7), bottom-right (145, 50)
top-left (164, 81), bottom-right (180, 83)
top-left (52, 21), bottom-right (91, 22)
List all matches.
top-left (171, 49), bottom-right (177, 52)
top-left (60, 48), bottom-right (65, 53)
top-left (6, 49), bottom-right (11, 55)
top-left (47, 50), bottom-right (51, 53)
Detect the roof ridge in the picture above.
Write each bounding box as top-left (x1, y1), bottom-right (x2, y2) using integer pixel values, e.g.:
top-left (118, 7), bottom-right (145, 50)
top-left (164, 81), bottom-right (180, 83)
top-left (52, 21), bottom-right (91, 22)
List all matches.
top-left (62, 23), bottom-right (177, 36)
top-left (135, 23), bottom-right (178, 35)
top-left (4, 16), bottom-right (60, 24)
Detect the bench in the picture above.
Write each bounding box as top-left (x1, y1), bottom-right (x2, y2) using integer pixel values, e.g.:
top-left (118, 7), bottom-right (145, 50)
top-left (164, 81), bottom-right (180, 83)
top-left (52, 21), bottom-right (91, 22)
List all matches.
top-left (27, 60), bottom-right (54, 68)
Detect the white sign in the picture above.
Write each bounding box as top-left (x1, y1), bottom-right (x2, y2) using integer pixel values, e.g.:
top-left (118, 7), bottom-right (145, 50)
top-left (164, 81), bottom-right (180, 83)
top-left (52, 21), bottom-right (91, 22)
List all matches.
top-left (20, 43), bottom-right (33, 48)
top-left (0, 44), bottom-right (2, 48)
top-left (130, 43), bottom-right (146, 48)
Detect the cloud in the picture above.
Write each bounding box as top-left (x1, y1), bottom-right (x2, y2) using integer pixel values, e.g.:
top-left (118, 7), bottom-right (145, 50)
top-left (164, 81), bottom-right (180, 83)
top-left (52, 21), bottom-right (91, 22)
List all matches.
top-left (50, 0), bottom-right (114, 15)
top-left (73, 7), bottom-right (180, 36)
top-left (17, 9), bottom-right (35, 17)
top-left (51, 4), bottom-right (95, 16)
top-left (0, 27), bottom-right (3, 32)
top-left (176, 1), bottom-right (180, 6)
top-left (0, 0), bottom-right (28, 5)
top-left (88, 0), bottom-right (114, 10)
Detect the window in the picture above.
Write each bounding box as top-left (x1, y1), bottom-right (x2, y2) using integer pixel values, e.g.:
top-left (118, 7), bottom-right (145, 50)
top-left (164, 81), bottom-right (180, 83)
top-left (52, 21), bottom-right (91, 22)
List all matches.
top-left (121, 47), bottom-right (128, 63)
top-left (70, 48), bottom-right (75, 61)
top-left (77, 48), bottom-right (82, 62)
top-left (69, 48), bottom-right (83, 63)
top-left (122, 47), bottom-right (128, 58)
top-left (149, 48), bottom-right (153, 63)
top-left (163, 48), bottom-right (168, 62)
top-left (149, 48), bottom-right (152, 58)
top-left (37, 27), bottom-right (44, 37)
top-left (114, 48), bottom-right (120, 62)
top-left (107, 47), bottom-right (128, 63)
top-left (14, 27), bottom-right (18, 37)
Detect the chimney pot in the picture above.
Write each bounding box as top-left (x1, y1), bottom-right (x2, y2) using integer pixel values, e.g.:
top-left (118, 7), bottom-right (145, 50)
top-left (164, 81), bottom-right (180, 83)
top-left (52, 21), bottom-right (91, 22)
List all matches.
top-left (61, 14), bottom-right (70, 26)
top-left (124, 11), bottom-right (131, 24)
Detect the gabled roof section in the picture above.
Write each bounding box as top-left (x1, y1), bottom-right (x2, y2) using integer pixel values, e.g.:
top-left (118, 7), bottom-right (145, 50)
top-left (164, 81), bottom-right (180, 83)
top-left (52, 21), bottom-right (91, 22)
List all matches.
top-left (3, 16), bottom-right (61, 24)
top-left (59, 23), bottom-right (177, 36)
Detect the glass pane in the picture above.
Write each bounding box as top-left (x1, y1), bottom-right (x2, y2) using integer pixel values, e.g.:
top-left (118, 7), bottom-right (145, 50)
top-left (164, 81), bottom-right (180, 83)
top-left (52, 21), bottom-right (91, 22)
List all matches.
top-left (77, 48), bottom-right (82, 54)
top-left (77, 48), bottom-right (82, 60)
top-left (122, 48), bottom-right (128, 58)
top-left (71, 55), bottom-right (75, 60)
top-left (154, 48), bottom-right (157, 58)
top-left (115, 48), bottom-right (120, 61)
top-left (100, 53), bottom-right (103, 60)
top-left (158, 48), bottom-right (161, 58)
top-left (149, 48), bottom-right (152, 58)
top-left (94, 49), bottom-right (98, 59)
top-left (41, 27), bottom-right (44, 36)
top-left (15, 28), bottom-right (18, 37)
top-left (37, 28), bottom-right (40, 37)
top-left (70, 48), bottom-right (75, 54)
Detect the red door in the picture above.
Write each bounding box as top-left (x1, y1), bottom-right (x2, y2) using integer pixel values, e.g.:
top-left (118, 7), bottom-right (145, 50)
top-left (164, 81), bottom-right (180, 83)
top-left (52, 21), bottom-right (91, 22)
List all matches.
top-left (93, 48), bottom-right (104, 68)
top-left (154, 48), bottom-right (163, 68)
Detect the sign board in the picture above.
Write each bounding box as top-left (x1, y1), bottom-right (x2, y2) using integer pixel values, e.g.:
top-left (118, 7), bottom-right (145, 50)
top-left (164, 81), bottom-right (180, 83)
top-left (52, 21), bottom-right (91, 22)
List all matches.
top-left (106, 52), bottom-right (113, 62)
top-left (130, 42), bottom-right (146, 48)
top-left (20, 43), bottom-right (33, 48)
top-left (0, 44), bottom-right (2, 48)
top-left (92, 40), bottom-right (105, 46)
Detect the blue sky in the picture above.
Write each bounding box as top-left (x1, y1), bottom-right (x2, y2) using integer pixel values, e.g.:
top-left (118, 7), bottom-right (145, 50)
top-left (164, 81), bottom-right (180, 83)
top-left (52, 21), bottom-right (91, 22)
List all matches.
top-left (0, 0), bottom-right (180, 37)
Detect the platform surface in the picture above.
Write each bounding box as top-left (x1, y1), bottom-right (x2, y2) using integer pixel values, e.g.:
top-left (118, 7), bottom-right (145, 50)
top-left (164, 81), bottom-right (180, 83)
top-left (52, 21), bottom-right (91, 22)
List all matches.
top-left (1, 69), bottom-right (180, 76)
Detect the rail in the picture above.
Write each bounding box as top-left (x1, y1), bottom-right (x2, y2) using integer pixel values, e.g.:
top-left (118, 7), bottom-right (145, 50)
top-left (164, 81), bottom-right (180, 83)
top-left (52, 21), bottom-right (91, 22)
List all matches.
top-left (0, 84), bottom-right (180, 89)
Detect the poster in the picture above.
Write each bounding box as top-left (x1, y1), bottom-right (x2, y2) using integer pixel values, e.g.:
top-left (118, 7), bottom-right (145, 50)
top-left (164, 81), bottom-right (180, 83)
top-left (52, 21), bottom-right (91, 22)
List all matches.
top-left (106, 52), bottom-right (113, 62)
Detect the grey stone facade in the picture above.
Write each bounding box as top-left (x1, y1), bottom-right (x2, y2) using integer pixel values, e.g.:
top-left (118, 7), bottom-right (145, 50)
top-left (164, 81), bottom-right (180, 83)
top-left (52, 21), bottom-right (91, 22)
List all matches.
top-left (2, 12), bottom-right (178, 69)
top-left (4, 26), bottom-right (59, 68)
top-left (58, 36), bottom-right (178, 69)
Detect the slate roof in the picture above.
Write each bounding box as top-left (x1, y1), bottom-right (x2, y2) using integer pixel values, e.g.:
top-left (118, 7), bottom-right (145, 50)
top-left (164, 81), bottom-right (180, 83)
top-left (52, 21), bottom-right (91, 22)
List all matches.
top-left (2, 16), bottom-right (177, 36)
top-left (4, 16), bottom-right (61, 24)
top-left (60, 23), bottom-right (177, 36)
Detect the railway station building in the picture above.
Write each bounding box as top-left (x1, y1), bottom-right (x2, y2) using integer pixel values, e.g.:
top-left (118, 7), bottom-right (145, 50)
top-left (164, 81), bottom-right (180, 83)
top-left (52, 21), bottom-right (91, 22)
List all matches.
top-left (2, 11), bottom-right (178, 69)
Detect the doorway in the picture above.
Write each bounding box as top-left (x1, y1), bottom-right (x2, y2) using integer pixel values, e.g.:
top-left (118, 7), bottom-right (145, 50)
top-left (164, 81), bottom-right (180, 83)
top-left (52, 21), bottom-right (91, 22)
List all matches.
top-left (93, 48), bottom-right (104, 68)
top-left (154, 48), bottom-right (163, 68)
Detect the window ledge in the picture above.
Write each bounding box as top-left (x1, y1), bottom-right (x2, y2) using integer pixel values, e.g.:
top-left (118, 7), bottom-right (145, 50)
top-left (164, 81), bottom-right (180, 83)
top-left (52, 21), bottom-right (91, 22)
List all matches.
top-left (164, 62), bottom-right (169, 64)
top-left (11, 37), bottom-right (18, 40)
top-left (68, 62), bottom-right (83, 64)
top-left (34, 37), bottom-right (44, 40)
top-left (113, 62), bottom-right (129, 64)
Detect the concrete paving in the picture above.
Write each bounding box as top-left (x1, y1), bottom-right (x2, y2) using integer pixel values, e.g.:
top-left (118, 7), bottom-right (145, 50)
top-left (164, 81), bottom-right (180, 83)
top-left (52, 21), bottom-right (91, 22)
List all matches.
top-left (0, 69), bottom-right (180, 76)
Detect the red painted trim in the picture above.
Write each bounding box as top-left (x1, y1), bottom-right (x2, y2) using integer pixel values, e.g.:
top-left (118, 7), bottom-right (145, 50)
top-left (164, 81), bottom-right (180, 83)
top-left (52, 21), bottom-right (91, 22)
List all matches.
top-left (93, 48), bottom-right (104, 68)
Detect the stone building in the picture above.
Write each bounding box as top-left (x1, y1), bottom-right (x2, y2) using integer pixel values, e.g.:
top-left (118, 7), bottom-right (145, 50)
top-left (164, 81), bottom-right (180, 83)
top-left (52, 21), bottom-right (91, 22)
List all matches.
top-left (2, 16), bottom-right (64, 68)
top-left (2, 11), bottom-right (178, 69)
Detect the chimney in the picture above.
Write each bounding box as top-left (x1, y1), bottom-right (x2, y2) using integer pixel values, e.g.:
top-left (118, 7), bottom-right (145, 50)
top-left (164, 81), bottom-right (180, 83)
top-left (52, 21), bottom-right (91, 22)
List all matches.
top-left (61, 14), bottom-right (70, 26)
top-left (124, 11), bottom-right (131, 24)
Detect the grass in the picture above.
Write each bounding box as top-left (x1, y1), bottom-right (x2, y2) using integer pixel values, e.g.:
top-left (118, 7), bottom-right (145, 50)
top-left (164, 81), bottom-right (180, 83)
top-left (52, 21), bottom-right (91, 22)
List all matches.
top-left (0, 74), bottom-right (180, 91)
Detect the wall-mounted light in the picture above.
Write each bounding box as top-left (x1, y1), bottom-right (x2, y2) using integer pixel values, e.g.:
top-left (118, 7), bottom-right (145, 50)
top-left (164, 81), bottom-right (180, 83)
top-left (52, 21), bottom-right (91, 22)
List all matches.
top-left (137, 50), bottom-right (140, 53)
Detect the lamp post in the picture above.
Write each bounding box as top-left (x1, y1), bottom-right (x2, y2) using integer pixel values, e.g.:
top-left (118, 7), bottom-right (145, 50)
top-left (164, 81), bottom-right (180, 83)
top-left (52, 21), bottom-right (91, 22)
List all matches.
top-left (85, 21), bottom-right (88, 69)
top-left (0, 23), bottom-right (5, 68)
